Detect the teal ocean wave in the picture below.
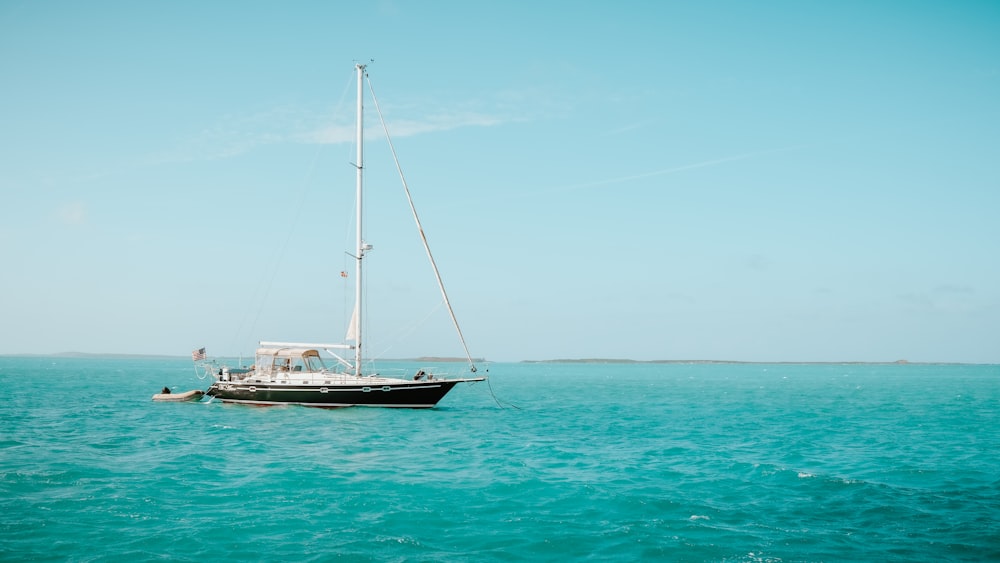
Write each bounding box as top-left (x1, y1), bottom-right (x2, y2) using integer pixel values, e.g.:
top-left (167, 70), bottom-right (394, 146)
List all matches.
top-left (2, 358), bottom-right (998, 561)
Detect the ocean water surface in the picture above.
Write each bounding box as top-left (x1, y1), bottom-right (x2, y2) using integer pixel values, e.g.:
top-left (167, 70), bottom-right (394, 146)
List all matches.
top-left (1, 357), bottom-right (997, 561)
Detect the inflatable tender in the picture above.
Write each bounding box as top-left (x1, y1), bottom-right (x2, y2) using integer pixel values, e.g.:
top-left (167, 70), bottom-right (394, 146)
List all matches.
top-left (152, 389), bottom-right (204, 402)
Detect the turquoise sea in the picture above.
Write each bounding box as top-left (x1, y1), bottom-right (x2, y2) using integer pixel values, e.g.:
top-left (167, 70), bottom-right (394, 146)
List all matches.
top-left (1, 357), bottom-right (997, 562)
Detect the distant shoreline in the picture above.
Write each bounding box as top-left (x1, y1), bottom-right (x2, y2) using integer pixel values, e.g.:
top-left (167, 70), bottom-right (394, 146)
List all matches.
top-left (0, 353), bottom-right (992, 365)
top-left (2, 352), bottom-right (187, 360)
top-left (519, 359), bottom-right (983, 365)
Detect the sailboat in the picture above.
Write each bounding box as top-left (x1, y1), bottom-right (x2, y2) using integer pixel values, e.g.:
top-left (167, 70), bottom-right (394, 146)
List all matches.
top-left (201, 63), bottom-right (485, 408)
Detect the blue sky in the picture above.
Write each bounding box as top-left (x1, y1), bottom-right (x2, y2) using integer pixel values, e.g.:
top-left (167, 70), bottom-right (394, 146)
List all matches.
top-left (1, 1), bottom-right (998, 362)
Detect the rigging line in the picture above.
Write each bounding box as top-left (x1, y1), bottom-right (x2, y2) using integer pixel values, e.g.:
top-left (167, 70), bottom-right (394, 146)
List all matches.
top-left (368, 300), bottom-right (447, 362)
top-left (234, 71), bottom-right (356, 353)
top-left (243, 140), bottom-right (326, 345)
top-left (365, 73), bottom-right (478, 374)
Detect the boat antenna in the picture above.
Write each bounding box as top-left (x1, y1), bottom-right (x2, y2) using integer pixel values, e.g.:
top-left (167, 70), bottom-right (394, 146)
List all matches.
top-left (365, 72), bottom-right (478, 374)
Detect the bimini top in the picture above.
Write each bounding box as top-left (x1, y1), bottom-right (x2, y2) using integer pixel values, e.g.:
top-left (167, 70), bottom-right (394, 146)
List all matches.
top-left (254, 346), bottom-right (330, 376)
top-left (255, 347), bottom-right (322, 359)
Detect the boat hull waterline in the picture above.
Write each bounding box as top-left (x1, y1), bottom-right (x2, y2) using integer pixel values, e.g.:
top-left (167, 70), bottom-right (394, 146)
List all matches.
top-left (205, 378), bottom-right (484, 408)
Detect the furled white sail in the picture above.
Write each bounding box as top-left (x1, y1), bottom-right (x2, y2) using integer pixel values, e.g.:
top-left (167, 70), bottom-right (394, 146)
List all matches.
top-left (345, 304), bottom-right (359, 342)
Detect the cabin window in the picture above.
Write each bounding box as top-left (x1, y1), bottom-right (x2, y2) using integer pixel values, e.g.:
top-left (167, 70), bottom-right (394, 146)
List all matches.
top-left (304, 355), bottom-right (327, 372)
top-left (255, 354), bottom-right (274, 376)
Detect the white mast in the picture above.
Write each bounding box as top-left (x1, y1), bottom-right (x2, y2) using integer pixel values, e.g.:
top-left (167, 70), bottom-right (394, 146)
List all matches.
top-left (353, 63), bottom-right (366, 376)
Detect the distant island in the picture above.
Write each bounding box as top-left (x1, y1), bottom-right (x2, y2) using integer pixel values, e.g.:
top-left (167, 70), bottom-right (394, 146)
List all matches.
top-left (521, 359), bottom-right (922, 365)
top-left (5, 352), bottom-right (185, 360)
top-left (413, 357), bottom-right (487, 363)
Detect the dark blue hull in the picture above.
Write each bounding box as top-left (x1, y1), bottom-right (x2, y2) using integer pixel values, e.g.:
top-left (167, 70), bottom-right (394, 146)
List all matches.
top-left (205, 379), bottom-right (477, 408)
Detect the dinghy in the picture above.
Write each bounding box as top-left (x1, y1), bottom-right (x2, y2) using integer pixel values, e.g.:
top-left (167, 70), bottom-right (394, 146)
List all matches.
top-left (152, 389), bottom-right (205, 402)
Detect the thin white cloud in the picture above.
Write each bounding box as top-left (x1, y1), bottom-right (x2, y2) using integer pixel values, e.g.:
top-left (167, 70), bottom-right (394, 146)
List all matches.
top-left (603, 122), bottom-right (646, 136)
top-left (300, 121), bottom-right (354, 145)
top-left (375, 111), bottom-right (504, 137)
top-left (556, 146), bottom-right (802, 192)
top-left (151, 103), bottom-right (507, 163)
top-left (55, 202), bottom-right (87, 226)
top-left (145, 106), bottom-right (309, 164)
top-left (303, 111), bottom-right (503, 145)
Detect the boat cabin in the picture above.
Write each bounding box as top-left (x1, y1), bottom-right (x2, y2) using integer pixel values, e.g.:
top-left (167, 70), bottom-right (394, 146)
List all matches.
top-left (254, 347), bottom-right (329, 376)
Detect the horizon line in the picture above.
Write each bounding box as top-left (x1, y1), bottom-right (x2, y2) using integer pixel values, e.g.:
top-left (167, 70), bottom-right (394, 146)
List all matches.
top-left (0, 352), bottom-right (994, 366)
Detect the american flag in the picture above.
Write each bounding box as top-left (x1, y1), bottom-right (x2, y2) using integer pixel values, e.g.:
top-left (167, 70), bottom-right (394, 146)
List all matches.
top-left (191, 347), bottom-right (206, 361)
